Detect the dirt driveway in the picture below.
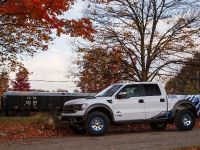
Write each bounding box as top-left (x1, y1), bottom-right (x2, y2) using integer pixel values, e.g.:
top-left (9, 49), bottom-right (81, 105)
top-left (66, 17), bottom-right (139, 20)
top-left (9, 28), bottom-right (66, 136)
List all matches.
top-left (1, 129), bottom-right (200, 150)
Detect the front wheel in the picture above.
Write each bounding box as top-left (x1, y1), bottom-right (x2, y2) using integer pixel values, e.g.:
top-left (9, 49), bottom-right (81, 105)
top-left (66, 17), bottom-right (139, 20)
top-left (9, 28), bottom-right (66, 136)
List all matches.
top-left (150, 122), bottom-right (167, 131)
top-left (85, 111), bottom-right (110, 136)
top-left (175, 110), bottom-right (195, 131)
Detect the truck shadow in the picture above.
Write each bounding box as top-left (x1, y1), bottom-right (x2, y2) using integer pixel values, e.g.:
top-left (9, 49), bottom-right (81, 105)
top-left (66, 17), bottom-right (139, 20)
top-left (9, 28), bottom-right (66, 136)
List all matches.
top-left (108, 124), bottom-right (178, 135)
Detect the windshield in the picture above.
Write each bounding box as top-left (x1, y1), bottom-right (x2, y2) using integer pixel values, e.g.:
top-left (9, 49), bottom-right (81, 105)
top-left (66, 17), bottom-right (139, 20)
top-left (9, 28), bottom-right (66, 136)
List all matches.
top-left (96, 84), bottom-right (123, 97)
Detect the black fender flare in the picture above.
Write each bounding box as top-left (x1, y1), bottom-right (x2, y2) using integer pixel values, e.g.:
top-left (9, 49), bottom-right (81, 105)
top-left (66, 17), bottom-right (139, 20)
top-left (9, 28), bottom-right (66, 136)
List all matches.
top-left (83, 103), bottom-right (114, 122)
top-left (171, 100), bottom-right (197, 118)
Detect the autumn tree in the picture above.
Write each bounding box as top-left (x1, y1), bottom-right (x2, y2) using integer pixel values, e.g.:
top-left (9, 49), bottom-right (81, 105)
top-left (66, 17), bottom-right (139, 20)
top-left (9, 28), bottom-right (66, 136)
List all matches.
top-left (76, 47), bottom-right (130, 92)
top-left (12, 67), bottom-right (31, 91)
top-left (0, 71), bottom-right (9, 95)
top-left (166, 52), bottom-right (200, 94)
top-left (0, 0), bottom-right (95, 71)
top-left (75, 0), bottom-right (200, 90)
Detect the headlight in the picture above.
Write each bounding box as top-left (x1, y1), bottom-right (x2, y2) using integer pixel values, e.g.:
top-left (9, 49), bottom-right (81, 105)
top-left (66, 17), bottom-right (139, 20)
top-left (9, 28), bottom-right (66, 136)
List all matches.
top-left (74, 104), bottom-right (88, 111)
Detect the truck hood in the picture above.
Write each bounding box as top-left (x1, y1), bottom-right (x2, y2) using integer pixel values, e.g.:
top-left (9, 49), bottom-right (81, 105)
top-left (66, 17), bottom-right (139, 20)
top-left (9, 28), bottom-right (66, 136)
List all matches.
top-left (64, 97), bottom-right (112, 105)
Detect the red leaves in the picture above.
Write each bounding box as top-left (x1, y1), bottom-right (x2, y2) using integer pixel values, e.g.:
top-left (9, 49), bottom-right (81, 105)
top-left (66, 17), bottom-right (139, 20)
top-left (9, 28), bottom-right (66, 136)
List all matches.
top-left (77, 47), bottom-right (124, 93)
top-left (0, 119), bottom-right (200, 143)
top-left (33, 0), bottom-right (40, 4)
top-left (0, 0), bottom-right (96, 40)
top-left (65, 18), bottom-right (96, 41)
top-left (0, 122), bottom-right (70, 143)
top-left (11, 67), bottom-right (31, 91)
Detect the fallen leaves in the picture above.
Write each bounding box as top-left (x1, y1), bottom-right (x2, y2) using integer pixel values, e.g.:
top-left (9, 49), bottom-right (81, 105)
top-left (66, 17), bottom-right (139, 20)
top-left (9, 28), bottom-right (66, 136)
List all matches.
top-left (0, 117), bottom-right (200, 143)
top-left (0, 122), bottom-right (71, 143)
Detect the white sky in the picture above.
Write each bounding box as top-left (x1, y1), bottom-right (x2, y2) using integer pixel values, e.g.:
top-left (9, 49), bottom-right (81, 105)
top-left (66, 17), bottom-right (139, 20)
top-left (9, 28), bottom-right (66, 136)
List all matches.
top-left (10, 1), bottom-right (87, 92)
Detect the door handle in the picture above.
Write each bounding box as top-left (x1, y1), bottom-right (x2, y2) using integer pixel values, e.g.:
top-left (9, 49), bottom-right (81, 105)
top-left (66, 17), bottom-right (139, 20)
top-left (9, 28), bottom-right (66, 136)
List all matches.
top-left (139, 99), bottom-right (144, 103)
top-left (160, 99), bottom-right (165, 102)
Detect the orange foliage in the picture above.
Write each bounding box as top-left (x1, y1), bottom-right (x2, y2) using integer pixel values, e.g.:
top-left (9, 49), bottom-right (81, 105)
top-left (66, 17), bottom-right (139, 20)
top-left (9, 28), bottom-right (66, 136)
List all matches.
top-left (11, 67), bottom-right (31, 91)
top-left (0, 0), bottom-right (95, 71)
top-left (0, 122), bottom-right (71, 143)
top-left (0, 0), bottom-right (95, 40)
top-left (77, 47), bottom-right (125, 93)
top-left (0, 119), bottom-right (200, 142)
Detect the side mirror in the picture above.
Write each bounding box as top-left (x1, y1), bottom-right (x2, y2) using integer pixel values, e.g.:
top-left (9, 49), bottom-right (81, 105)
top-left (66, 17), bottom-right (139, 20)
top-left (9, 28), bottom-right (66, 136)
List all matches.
top-left (116, 92), bottom-right (127, 99)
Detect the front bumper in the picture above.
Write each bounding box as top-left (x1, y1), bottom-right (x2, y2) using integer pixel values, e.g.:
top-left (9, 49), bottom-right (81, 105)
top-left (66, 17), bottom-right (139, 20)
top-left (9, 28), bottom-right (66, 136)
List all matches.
top-left (61, 114), bottom-right (84, 124)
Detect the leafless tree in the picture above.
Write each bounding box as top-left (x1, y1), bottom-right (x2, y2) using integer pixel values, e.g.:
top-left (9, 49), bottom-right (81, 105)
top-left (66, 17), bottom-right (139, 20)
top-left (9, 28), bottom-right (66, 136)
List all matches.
top-left (82, 0), bottom-right (200, 81)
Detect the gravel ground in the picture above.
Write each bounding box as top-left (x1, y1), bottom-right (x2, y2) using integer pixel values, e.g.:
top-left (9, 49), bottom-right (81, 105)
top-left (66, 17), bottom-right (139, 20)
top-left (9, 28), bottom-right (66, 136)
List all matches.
top-left (0, 128), bottom-right (200, 150)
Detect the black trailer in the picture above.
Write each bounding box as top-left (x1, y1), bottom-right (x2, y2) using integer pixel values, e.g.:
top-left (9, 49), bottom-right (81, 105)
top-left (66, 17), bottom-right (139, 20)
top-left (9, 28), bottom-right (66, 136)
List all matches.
top-left (1, 91), bottom-right (95, 116)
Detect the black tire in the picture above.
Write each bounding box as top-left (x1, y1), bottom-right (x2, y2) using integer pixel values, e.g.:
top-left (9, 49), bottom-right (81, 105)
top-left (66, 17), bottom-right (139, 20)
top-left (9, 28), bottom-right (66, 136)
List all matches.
top-left (150, 122), bottom-right (167, 131)
top-left (175, 109), bottom-right (195, 131)
top-left (85, 111), bottom-right (110, 136)
top-left (70, 124), bottom-right (86, 134)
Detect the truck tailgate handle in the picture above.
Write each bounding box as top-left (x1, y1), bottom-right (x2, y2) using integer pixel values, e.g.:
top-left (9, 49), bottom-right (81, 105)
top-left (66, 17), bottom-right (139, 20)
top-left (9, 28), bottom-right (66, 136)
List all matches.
top-left (139, 99), bottom-right (144, 103)
top-left (160, 99), bottom-right (165, 102)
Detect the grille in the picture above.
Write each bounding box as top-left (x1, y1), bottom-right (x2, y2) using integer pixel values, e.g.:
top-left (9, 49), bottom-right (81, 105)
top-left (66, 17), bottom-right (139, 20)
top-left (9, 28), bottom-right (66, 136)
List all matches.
top-left (63, 105), bottom-right (76, 113)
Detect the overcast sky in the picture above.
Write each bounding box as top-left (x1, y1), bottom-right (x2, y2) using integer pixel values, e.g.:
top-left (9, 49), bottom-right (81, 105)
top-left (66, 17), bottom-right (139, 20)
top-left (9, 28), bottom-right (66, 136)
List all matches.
top-left (11, 1), bottom-right (87, 92)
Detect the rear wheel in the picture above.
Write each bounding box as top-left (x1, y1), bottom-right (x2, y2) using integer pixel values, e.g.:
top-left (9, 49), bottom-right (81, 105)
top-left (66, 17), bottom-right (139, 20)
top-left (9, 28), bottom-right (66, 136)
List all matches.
top-left (150, 122), bottom-right (167, 131)
top-left (85, 111), bottom-right (110, 136)
top-left (175, 109), bottom-right (195, 131)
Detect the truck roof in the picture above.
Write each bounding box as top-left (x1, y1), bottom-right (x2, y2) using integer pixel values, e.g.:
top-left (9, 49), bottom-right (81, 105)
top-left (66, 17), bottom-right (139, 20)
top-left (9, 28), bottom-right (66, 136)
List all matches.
top-left (116, 81), bottom-right (162, 85)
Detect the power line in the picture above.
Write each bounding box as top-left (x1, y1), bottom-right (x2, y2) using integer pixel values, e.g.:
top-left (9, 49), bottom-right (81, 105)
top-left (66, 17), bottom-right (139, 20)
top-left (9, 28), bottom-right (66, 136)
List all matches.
top-left (9, 79), bottom-right (78, 83)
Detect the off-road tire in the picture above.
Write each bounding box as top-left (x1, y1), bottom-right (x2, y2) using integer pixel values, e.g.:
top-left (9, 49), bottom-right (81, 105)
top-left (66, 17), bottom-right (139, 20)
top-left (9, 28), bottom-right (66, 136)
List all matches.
top-left (175, 109), bottom-right (195, 131)
top-left (85, 111), bottom-right (110, 136)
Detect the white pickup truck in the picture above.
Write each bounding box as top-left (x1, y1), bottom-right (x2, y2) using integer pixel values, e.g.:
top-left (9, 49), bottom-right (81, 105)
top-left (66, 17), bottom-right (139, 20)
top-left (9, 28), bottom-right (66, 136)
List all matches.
top-left (61, 82), bottom-right (200, 136)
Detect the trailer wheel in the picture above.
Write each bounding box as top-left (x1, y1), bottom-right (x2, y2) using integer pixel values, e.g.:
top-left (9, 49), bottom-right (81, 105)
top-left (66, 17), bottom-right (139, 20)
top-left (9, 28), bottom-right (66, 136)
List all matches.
top-left (4, 109), bottom-right (9, 117)
top-left (20, 109), bottom-right (30, 117)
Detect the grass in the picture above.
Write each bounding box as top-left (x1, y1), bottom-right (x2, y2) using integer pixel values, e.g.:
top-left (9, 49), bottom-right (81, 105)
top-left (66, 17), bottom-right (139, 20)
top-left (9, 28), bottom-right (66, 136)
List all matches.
top-left (0, 113), bottom-right (49, 124)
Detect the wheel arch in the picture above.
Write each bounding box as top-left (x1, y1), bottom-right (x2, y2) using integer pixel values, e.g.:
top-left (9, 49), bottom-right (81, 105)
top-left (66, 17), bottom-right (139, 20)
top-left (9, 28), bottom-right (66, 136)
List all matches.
top-left (84, 104), bottom-right (114, 123)
top-left (172, 100), bottom-right (197, 118)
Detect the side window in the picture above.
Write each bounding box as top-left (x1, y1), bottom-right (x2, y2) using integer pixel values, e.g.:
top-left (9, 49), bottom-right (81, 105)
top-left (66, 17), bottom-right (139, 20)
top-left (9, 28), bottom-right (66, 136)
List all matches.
top-left (143, 84), bottom-right (161, 96)
top-left (119, 84), bottom-right (144, 98)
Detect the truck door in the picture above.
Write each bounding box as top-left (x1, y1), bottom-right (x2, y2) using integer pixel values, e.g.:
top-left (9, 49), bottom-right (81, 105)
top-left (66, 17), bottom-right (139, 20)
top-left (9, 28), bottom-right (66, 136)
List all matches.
top-left (113, 84), bottom-right (146, 121)
top-left (142, 84), bottom-right (168, 119)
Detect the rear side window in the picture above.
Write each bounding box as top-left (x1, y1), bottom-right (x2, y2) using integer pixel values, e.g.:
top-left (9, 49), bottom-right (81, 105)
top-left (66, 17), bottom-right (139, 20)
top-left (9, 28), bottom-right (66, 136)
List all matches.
top-left (143, 84), bottom-right (161, 96)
